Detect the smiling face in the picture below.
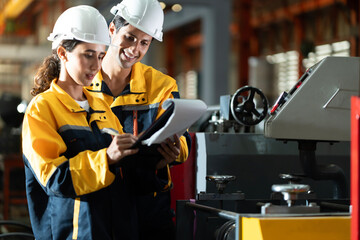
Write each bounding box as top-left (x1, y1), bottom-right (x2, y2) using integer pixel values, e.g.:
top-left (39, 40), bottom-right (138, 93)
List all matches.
top-left (60, 42), bottom-right (106, 87)
top-left (108, 22), bottom-right (152, 69)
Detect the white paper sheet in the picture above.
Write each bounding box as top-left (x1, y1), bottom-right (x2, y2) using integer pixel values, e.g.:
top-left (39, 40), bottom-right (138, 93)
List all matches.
top-left (142, 98), bottom-right (207, 146)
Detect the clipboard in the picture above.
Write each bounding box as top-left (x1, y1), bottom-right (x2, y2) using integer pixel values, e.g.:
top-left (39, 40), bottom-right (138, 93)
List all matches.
top-left (112, 98), bottom-right (207, 168)
top-left (116, 101), bottom-right (175, 168)
top-left (130, 101), bottom-right (174, 148)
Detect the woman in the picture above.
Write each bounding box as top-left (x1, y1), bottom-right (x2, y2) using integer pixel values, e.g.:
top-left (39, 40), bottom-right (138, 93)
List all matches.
top-left (22, 5), bottom-right (139, 240)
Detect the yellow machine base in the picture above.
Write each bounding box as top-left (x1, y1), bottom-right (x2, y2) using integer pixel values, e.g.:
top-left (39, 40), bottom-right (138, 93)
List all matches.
top-left (241, 215), bottom-right (350, 240)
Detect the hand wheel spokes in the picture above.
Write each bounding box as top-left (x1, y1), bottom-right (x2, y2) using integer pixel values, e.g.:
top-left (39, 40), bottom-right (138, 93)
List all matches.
top-left (251, 108), bottom-right (261, 117)
top-left (230, 86), bottom-right (268, 126)
top-left (247, 88), bottom-right (255, 101)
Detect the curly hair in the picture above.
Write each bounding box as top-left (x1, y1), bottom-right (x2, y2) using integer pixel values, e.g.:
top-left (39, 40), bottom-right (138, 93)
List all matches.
top-left (31, 40), bottom-right (81, 96)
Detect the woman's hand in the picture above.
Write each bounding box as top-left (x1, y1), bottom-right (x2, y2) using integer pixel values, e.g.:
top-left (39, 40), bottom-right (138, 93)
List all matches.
top-left (156, 134), bottom-right (181, 169)
top-left (106, 133), bottom-right (139, 165)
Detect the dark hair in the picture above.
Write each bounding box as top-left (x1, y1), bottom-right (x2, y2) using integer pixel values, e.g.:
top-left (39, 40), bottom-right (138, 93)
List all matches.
top-left (31, 40), bottom-right (81, 96)
top-left (111, 15), bottom-right (154, 42)
top-left (112, 15), bottom-right (129, 33)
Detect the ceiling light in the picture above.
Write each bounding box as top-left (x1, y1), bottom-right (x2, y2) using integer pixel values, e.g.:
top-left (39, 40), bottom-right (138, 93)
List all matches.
top-left (159, 2), bottom-right (166, 10)
top-left (172, 4), bottom-right (182, 12)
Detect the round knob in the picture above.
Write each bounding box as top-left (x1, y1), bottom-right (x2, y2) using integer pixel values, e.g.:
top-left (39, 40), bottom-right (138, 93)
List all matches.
top-left (206, 175), bottom-right (236, 194)
top-left (272, 184), bottom-right (310, 207)
top-left (279, 173), bottom-right (304, 183)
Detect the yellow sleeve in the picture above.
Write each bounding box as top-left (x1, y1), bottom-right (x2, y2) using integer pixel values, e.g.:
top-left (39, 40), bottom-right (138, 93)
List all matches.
top-left (22, 105), bottom-right (115, 197)
top-left (176, 135), bottom-right (189, 163)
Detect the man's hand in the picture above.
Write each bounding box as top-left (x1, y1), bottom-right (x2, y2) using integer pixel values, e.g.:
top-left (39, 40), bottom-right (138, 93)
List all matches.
top-left (156, 134), bottom-right (181, 169)
top-left (106, 133), bottom-right (139, 165)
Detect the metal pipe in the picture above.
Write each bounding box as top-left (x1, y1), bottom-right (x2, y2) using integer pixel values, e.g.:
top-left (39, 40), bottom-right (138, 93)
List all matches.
top-left (185, 202), bottom-right (238, 221)
top-left (298, 140), bottom-right (348, 199)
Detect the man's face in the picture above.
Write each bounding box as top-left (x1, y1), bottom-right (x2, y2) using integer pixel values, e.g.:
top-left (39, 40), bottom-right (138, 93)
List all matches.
top-left (109, 23), bottom-right (152, 69)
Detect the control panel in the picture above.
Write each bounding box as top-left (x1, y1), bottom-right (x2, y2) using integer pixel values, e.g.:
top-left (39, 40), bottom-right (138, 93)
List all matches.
top-left (265, 56), bottom-right (360, 141)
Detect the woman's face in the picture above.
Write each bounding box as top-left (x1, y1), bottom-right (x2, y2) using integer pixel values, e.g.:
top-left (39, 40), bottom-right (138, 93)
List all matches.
top-left (109, 24), bottom-right (152, 69)
top-left (64, 42), bottom-right (106, 86)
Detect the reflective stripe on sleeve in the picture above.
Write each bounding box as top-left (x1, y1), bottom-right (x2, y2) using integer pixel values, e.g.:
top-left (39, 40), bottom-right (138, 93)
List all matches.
top-left (72, 198), bottom-right (80, 239)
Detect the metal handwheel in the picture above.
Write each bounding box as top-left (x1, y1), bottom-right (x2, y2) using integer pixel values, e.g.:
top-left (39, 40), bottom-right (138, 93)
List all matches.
top-left (230, 86), bottom-right (268, 126)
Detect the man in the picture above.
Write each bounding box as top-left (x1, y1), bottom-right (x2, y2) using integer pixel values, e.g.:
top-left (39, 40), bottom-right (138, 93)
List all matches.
top-left (88, 0), bottom-right (191, 239)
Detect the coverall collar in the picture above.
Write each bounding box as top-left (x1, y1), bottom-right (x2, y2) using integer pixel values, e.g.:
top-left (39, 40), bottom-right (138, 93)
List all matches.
top-left (50, 79), bottom-right (105, 113)
top-left (94, 62), bottom-right (147, 96)
top-left (128, 62), bottom-right (146, 93)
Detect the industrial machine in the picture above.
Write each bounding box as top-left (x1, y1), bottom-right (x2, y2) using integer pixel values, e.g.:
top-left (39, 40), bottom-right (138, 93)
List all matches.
top-left (0, 92), bottom-right (25, 154)
top-left (176, 56), bottom-right (357, 240)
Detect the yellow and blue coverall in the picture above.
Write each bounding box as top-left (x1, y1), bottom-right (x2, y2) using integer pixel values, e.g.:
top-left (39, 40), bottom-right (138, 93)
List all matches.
top-left (22, 80), bottom-right (138, 240)
top-left (88, 62), bottom-right (192, 238)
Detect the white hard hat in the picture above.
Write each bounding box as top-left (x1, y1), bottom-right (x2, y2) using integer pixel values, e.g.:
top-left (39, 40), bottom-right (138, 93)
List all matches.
top-left (48, 5), bottom-right (110, 49)
top-left (110, 0), bottom-right (164, 42)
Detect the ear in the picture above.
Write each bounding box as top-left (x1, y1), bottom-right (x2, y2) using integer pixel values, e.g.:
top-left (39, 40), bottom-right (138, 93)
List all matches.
top-left (57, 46), bottom-right (67, 61)
top-left (109, 22), bottom-right (116, 38)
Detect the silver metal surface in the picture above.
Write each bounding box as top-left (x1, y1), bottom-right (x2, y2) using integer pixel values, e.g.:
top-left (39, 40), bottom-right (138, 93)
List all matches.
top-left (265, 56), bottom-right (360, 141)
top-left (272, 184), bottom-right (310, 193)
top-left (261, 203), bottom-right (320, 214)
